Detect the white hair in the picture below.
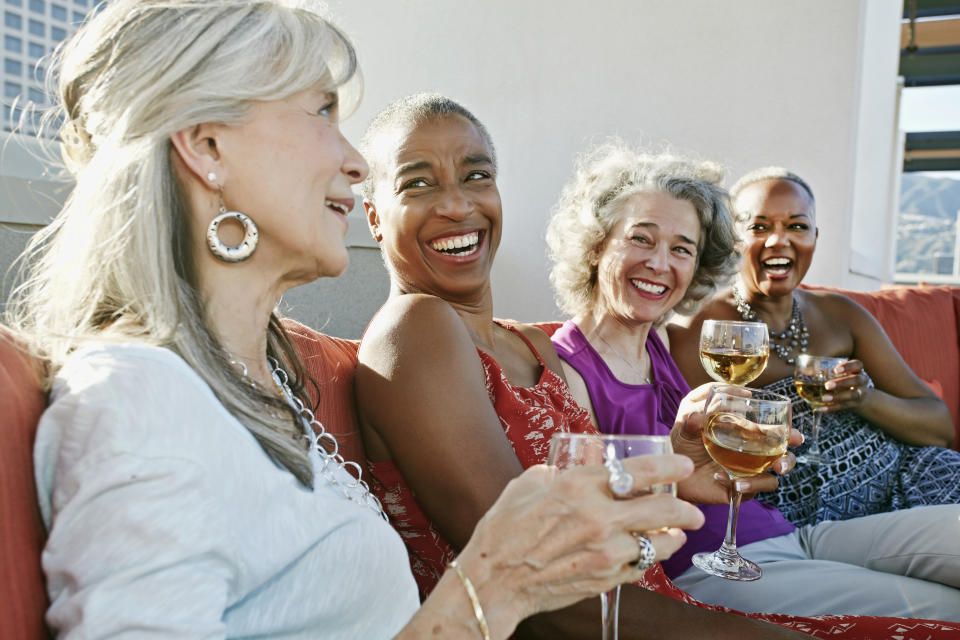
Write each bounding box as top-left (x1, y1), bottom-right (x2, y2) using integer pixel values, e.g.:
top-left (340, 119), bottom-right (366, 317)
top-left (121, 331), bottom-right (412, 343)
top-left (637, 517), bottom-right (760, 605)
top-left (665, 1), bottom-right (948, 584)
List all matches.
top-left (6, 0), bottom-right (359, 486)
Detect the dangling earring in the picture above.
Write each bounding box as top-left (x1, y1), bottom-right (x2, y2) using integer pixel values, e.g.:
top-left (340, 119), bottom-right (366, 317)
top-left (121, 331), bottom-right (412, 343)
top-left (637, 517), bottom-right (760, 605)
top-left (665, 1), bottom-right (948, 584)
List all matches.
top-left (206, 185), bottom-right (258, 263)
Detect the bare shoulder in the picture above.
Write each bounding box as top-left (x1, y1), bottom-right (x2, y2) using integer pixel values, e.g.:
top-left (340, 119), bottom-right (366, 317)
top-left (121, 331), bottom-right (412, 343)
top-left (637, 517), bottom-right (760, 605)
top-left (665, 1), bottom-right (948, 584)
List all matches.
top-left (799, 288), bottom-right (874, 327)
top-left (514, 322), bottom-right (565, 370)
top-left (360, 293), bottom-right (467, 362)
top-left (667, 292), bottom-right (737, 345)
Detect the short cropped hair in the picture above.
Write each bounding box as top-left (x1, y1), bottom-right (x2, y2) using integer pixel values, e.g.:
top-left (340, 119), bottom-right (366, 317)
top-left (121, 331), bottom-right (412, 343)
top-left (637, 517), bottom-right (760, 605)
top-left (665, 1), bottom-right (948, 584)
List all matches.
top-left (547, 141), bottom-right (739, 319)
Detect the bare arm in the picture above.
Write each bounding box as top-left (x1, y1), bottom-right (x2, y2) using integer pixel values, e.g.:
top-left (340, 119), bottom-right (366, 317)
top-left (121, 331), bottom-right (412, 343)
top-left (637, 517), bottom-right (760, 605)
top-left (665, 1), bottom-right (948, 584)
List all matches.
top-left (820, 293), bottom-right (953, 447)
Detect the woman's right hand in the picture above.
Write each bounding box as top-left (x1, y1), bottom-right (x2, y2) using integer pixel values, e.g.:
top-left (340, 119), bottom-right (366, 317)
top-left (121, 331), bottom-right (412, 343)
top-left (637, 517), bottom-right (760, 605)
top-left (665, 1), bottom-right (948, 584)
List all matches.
top-left (452, 455), bottom-right (703, 637)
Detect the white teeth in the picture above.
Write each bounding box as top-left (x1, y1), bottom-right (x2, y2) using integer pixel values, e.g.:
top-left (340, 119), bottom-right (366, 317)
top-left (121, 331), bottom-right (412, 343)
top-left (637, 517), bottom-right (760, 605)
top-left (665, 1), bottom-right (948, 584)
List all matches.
top-left (631, 279), bottom-right (667, 295)
top-left (430, 231), bottom-right (480, 253)
top-left (763, 258), bottom-right (791, 266)
top-left (325, 200), bottom-right (349, 215)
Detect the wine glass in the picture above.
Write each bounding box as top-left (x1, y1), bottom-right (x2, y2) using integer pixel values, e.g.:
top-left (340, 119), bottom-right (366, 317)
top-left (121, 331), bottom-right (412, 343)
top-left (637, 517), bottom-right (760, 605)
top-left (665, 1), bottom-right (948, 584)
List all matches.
top-left (699, 320), bottom-right (770, 386)
top-left (548, 433), bottom-right (675, 640)
top-left (793, 354), bottom-right (847, 466)
top-left (691, 388), bottom-right (791, 581)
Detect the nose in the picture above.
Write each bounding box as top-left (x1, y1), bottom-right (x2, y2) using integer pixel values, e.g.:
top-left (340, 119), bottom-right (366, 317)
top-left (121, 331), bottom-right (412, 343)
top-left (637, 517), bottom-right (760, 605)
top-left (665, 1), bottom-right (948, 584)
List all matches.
top-left (645, 244), bottom-right (669, 273)
top-left (764, 227), bottom-right (788, 248)
top-left (434, 185), bottom-right (473, 220)
top-left (341, 132), bottom-right (369, 185)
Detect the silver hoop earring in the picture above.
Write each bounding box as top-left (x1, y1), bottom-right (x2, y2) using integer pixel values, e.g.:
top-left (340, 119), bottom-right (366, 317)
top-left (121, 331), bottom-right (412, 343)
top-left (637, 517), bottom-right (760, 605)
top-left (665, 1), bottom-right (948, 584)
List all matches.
top-left (206, 188), bottom-right (258, 263)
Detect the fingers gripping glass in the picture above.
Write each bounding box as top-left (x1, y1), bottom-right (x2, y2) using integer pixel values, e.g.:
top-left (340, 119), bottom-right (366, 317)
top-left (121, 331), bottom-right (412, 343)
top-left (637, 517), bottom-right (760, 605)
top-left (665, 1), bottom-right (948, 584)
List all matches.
top-left (691, 389), bottom-right (791, 581)
top-left (793, 354), bottom-right (847, 466)
top-left (548, 434), bottom-right (674, 640)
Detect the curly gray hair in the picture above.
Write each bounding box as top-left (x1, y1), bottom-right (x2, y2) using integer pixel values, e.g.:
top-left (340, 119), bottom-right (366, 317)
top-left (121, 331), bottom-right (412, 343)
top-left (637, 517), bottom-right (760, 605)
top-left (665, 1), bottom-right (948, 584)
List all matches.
top-left (729, 166), bottom-right (816, 223)
top-left (546, 141), bottom-right (739, 319)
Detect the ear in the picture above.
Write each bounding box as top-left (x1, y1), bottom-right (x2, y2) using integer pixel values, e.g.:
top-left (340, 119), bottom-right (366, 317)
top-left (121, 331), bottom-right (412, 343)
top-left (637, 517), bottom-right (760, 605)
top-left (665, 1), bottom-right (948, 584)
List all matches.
top-left (170, 123), bottom-right (224, 188)
top-left (364, 199), bottom-right (382, 243)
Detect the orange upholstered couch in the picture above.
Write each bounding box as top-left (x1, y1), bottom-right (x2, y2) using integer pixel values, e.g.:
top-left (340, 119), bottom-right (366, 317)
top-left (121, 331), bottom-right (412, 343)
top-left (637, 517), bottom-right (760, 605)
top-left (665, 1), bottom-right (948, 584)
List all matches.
top-left (2, 286), bottom-right (958, 635)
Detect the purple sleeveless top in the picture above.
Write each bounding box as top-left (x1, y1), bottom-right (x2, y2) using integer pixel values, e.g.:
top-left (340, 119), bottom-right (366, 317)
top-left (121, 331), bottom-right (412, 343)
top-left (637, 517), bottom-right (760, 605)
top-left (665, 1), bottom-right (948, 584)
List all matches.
top-left (551, 320), bottom-right (795, 578)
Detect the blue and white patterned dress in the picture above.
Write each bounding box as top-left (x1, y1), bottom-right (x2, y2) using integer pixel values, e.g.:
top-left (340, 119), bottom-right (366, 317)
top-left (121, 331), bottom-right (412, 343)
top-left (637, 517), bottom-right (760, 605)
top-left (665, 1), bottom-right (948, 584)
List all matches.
top-left (757, 376), bottom-right (960, 526)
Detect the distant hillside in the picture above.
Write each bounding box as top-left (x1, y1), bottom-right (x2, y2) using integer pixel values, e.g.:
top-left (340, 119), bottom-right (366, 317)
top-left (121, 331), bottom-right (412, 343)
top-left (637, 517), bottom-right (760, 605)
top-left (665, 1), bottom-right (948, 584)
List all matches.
top-left (900, 173), bottom-right (960, 220)
top-left (897, 173), bottom-right (958, 274)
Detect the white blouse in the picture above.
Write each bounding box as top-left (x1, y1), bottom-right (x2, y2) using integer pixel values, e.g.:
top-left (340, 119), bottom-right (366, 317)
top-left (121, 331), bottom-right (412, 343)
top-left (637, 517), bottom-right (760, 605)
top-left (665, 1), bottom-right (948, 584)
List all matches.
top-left (34, 343), bottom-right (419, 639)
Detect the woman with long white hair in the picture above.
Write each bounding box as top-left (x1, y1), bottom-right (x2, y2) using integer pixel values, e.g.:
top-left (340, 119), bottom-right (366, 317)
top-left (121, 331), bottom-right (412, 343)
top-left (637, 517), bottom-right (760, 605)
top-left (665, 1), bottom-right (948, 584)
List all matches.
top-left (7, 2), bottom-right (703, 637)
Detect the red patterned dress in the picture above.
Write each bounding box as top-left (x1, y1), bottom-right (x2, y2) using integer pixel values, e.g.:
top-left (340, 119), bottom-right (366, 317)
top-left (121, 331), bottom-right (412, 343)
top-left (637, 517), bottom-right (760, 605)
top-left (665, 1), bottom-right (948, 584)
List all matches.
top-left (366, 324), bottom-right (960, 639)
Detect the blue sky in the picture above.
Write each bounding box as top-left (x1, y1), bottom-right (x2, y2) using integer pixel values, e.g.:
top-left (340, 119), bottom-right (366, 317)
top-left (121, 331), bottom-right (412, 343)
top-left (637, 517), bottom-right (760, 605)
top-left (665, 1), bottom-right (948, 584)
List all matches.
top-left (900, 85), bottom-right (960, 181)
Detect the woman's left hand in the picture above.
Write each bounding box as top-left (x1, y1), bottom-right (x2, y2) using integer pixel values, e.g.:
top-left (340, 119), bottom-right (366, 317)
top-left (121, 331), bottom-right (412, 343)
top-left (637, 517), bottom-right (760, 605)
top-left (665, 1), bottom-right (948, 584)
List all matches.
top-left (670, 383), bottom-right (802, 505)
top-left (820, 359), bottom-right (871, 413)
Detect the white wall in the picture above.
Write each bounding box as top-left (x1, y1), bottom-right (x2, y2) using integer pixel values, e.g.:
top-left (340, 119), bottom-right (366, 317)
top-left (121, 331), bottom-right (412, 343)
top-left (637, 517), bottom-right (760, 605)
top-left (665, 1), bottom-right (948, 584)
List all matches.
top-left (330, 0), bottom-right (903, 323)
top-left (0, 1), bottom-right (904, 336)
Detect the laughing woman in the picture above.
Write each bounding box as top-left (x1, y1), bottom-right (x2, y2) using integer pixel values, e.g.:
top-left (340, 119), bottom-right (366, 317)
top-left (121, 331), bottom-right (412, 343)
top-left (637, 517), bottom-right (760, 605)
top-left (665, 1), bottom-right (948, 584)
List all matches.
top-left (669, 167), bottom-right (960, 528)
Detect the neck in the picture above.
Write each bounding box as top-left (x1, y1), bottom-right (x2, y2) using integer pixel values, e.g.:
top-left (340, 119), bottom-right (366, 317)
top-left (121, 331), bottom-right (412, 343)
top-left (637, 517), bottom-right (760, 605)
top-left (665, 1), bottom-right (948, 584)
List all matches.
top-left (200, 263), bottom-right (281, 389)
top-left (735, 281), bottom-right (794, 332)
top-left (575, 308), bottom-right (653, 382)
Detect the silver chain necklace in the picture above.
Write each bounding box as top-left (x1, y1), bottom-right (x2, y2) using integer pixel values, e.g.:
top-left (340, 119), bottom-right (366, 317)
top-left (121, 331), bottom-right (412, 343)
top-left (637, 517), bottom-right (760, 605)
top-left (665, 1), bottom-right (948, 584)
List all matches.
top-left (232, 358), bottom-right (386, 520)
top-left (592, 330), bottom-right (651, 384)
top-left (731, 286), bottom-right (809, 365)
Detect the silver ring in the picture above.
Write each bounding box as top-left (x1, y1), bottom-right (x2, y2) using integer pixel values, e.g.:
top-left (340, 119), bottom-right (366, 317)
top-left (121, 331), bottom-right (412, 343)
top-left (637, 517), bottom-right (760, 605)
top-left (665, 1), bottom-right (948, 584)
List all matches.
top-left (629, 532), bottom-right (656, 571)
top-left (603, 444), bottom-right (634, 498)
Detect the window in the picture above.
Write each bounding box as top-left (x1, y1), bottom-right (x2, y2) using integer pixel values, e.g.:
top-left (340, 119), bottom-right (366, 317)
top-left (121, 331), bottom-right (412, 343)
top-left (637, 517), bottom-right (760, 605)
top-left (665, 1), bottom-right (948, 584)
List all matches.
top-left (71, 9), bottom-right (81, 22)
top-left (5, 0), bottom-right (23, 6)
top-left (27, 41), bottom-right (42, 57)
top-left (50, 26), bottom-right (65, 41)
top-left (28, 0), bottom-right (43, 13)
top-left (27, 86), bottom-right (43, 103)
top-left (31, 64), bottom-right (43, 82)
top-left (4, 58), bottom-right (22, 76)
top-left (28, 18), bottom-right (42, 35)
top-left (73, 0), bottom-right (85, 5)
top-left (50, 3), bottom-right (64, 19)
top-left (4, 35), bottom-right (22, 52)
top-left (5, 11), bottom-right (22, 28)
top-left (4, 81), bottom-right (21, 98)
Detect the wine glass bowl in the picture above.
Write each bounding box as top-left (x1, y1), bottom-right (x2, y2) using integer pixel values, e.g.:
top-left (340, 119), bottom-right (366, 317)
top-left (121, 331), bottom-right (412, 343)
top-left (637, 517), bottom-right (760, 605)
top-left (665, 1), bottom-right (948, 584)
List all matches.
top-left (699, 320), bottom-right (770, 385)
top-left (692, 388), bottom-right (791, 581)
top-left (548, 433), bottom-right (674, 640)
top-left (793, 354), bottom-right (847, 465)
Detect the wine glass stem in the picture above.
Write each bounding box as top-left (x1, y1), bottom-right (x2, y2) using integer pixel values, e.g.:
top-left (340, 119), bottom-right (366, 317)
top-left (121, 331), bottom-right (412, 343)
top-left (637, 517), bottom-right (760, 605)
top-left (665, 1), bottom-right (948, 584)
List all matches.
top-left (600, 586), bottom-right (620, 640)
top-left (808, 411), bottom-right (822, 459)
top-left (718, 484), bottom-right (744, 559)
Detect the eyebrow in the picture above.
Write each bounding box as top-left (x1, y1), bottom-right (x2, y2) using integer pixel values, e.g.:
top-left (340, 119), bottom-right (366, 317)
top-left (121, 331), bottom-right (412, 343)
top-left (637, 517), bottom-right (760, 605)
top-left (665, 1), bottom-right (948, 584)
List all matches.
top-left (631, 222), bottom-right (698, 248)
top-left (394, 153), bottom-right (494, 179)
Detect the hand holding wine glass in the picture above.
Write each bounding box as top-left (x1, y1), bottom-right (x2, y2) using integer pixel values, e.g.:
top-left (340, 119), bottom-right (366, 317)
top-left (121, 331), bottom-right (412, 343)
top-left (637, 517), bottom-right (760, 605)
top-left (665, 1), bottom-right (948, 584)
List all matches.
top-left (793, 354), bottom-right (848, 465)
top-left (548, 433), bottom-right (677, 640)
top-left (691, 388), bottom-right (791, 581)
top-left (699, 320), bottom-right (769, 386)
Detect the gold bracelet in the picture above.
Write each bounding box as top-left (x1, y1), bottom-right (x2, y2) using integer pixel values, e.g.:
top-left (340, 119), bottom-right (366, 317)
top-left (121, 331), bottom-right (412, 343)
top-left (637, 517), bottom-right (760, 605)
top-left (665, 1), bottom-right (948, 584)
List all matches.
top-left (447, 558), bottom-right (491, 640)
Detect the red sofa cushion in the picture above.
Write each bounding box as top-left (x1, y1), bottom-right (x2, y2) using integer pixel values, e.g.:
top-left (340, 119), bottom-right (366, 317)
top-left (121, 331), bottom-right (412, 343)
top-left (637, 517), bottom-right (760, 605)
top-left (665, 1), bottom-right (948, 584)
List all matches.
top-left (0, 332), bottom-right (51, 640)
top-left (283, 319), bottom-right (366, 466)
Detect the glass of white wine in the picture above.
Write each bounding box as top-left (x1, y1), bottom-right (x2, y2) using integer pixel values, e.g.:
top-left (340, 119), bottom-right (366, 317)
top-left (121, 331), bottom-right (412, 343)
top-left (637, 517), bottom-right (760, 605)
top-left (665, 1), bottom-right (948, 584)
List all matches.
top-left (699, 320), bottom-right (769, 386)
top-left (691, 388), bottom-right (791, 581)
top-left (793, 354), bottom-right (847, 466)
top-left (548, 433), bottom-right (675, 640)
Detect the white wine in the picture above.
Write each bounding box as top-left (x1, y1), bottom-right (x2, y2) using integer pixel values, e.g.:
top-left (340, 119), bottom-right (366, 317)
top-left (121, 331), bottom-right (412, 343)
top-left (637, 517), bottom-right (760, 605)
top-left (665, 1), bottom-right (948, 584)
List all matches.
top-left (795, 378), bottom-right (829, 408)
top-left (699, 347), bottom-right (769, 385)
top-left (702, 412), bottom-right (787, 478)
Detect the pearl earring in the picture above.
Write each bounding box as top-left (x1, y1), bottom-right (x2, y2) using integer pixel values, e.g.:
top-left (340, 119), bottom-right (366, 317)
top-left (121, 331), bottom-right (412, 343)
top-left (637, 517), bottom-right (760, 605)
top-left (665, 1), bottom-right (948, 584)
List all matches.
top-left (207, 172), bottom-right (217, 183)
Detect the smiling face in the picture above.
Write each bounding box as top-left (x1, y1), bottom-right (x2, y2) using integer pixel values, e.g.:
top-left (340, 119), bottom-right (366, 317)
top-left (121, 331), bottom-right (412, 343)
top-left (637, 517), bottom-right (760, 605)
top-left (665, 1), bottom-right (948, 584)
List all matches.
top-left (365, 114), bottom-right (502, 301)
top-left (593, 191), bottom-right (701, 326)
top-left (734, 178), bottom-right (817, 299)
top-left (212, 86), bottom-right (367, 283)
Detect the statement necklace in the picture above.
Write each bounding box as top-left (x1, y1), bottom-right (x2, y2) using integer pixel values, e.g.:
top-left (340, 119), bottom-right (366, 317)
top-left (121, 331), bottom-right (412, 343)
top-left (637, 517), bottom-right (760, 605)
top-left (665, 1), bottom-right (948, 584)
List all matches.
top-left (232, 358), bottom-right (387, 519)
top-left (731, 286), bottom-right (809, 365)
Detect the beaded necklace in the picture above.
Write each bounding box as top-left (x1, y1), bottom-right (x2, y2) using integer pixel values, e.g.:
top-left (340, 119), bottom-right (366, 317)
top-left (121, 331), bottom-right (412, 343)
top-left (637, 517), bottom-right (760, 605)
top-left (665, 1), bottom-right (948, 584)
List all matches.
top-left (731, 285), bottom-right (809, 365)
top-left (232, 357), bottom-right (386, 519)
